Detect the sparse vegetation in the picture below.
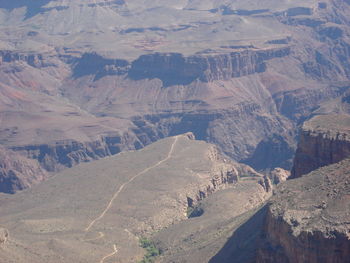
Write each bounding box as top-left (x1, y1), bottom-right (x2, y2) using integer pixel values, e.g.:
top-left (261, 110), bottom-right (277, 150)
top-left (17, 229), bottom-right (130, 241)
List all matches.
top-left (139, 237), bottom-right (160, 263)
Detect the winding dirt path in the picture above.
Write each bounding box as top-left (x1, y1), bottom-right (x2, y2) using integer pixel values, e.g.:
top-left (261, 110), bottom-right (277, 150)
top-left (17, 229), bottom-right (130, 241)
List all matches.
top-left (99, 244), bottom-right (118, 263)
top-left (84, 136), bottom-right (179, 262)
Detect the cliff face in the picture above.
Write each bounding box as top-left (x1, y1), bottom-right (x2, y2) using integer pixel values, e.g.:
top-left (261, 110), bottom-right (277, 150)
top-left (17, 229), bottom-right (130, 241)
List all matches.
top-left (0, 146), bottom-right (48, 193)
top-left (256, 158), bottom-right (350, 263)
top-left (291, 114), bottom-right (350, 178)
top-left (210, 113), bottom-right (350, 263)
top-left (0, 50), bottom-right (56, 68)
top-left (73, 47), bottom-right (290, 87)
top-left (128, 48), bottom-right (290, 86)
top-left (10, 132), bottom-right (142, 172)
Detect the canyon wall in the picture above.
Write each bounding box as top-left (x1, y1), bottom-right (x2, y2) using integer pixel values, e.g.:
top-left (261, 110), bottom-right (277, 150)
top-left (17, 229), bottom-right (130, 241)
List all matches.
top-left (71, 47), bottom-right (290, 86)
top-left (211, 113), bottom-right (350, 262)
top-left (10, 132), bottom-right (142, 172)
top-left (256, 114), bottom-right (350, 262)
top-left (0, 146), bottom-right (48, 193)
top-left (256, 158), bottom-right (350, 263)
top-left (291, 114), bottom-right (350, 178)
top-left (2, 0), bottom-right (350, 193)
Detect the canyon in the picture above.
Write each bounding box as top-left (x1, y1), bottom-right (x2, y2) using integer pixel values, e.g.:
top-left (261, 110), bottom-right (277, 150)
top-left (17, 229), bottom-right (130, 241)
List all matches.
top-left (0, 0), bottom-right (350, 262)
top-left (1, 1), bottom-right (350, 193)
top-left (205, 114), bottom-right (350, 263)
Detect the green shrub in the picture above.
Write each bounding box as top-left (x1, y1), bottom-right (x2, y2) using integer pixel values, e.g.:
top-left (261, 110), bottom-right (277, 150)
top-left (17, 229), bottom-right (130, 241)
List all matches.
top-left (138, 237), bottom-right (160, 263)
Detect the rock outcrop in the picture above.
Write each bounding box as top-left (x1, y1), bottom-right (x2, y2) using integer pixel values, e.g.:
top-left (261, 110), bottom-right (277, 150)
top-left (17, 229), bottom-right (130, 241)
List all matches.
top-left (268, 167), bottom-right (290, 184)
top-left (0, 50), bottom-right (48, 68)
top-left (0, 146), bottom-right (48, 193)
top-left (185, 144), bottom-right (269, 210)
top-left (256, 158), bottom-right (350, 263)
top-left (291, 114), bottom-right (350, 178)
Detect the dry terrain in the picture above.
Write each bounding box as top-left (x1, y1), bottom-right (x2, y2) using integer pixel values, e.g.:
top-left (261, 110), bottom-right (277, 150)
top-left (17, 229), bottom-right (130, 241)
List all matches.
top-left (0, 134), bottom-right (271, 263)
top-left (1, 1), bottom-right (350, 194)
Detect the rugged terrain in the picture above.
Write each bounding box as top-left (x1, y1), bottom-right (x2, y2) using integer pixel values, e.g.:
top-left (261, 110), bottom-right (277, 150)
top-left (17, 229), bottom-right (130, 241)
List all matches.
top-left (256, 158), bottom-right (350, 263)
top-left (291, 114), bottom-right (350, 178)
top-left (1, 0), bottom-right (350, 192)
top-left (1, 1), bottom-right (350, 262)
top-left (0, 146), bottom-right (48, 193)
top-left (200, 114), bottom-right (350, 263)
top-left (0, 134), bottom-right (272, 263)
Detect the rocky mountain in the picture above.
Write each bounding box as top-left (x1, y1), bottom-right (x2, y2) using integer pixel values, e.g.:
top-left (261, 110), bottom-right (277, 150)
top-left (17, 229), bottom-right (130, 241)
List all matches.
top-left (1, 0), bottom-right (350, 194)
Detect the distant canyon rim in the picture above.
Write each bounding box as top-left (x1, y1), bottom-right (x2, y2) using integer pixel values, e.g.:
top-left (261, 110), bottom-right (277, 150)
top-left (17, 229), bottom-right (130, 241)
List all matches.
top-left (1, 1), bottom-right (350, 262)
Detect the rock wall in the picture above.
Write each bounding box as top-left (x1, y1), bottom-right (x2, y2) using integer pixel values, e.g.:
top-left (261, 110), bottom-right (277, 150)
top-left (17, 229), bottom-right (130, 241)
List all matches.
top-left (0, 147), bottom-right (48, 194)
top-left (256, 208), bottom-right (350, 263)
top-left (185, 145), bottom-right (242, 208)
top-left (10, 132), bottom-right (141, 172)
top-left (72, 47), bottom-right (290, 86)
top-left (129, 47), bottom-right (290, 86)
top-left (256, 158), bottom-right (350, 263)
top-left (291, 114), bottom-right (350, 178)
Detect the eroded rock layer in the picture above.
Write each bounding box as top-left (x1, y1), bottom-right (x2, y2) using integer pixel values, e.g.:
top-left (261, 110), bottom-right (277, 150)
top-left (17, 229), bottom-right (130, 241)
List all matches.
top-left (0, 146), bottom-right (48, 193)
top-left (1, 0), bottom-right (350, 192)
top-left (291, 114), bottom-right (350, 178)
top-left (257, 158), bottom-right (350, 263)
